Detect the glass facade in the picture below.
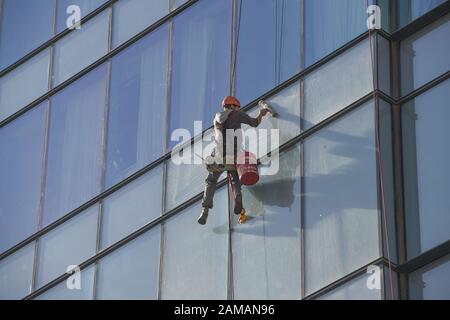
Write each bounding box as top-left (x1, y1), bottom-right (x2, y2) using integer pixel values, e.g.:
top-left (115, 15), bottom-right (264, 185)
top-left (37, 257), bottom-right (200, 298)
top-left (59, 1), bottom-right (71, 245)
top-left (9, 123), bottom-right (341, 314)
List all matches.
top-left (400, 14), bottom-right (450, 95)
top-left (402, 79), bottom-right (450, 259)
top-left (398, 0), bottom-right (446, 28)
top-left (232, 146), bottom-right (301, 300)
top-left (106, 25), bottom-right (168, 188)
top-left (409, 254), bottom-right (450, 300)
top-left (162, 188), bottom-right (228, 299)
top-left (0, 0), bottom-right (53, 70)
top-left (303, 101), bottom-right (382, 295)
top-left (0, 49), bottom-right (51, 121)
top-left (168, 0), bottom-right (231, 147)
top-left (43, 65), bottom-right (107, 226)
top-left (0, 104), bottom-right (46, 253)
top-left (0, 0), bottom-right (449, 301)
top-left (52, 9), bottom-right (110, 86)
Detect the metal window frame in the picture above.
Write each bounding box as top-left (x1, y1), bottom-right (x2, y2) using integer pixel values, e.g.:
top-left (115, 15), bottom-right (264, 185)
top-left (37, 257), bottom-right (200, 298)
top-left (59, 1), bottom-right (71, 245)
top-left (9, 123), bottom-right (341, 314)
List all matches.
top-left (390, 0), bottom-right (450, 41)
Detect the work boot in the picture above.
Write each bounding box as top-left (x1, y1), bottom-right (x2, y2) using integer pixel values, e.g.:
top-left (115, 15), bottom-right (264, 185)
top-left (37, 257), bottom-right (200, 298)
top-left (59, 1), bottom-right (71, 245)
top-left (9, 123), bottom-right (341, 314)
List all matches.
top-left (238, 208), bottom-right (247, 224)
top-left (197, 207), bottom-right (209, 225)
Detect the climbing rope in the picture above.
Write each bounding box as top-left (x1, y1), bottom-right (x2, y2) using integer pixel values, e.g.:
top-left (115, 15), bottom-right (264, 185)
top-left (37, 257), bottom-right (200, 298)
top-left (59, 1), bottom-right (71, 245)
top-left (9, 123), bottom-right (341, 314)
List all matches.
top-left (230, 0), bottom-right (243, 97)
top-left (365, 0), bottom-right (396, 300)
top-left (227, 0), bottom-right (243, 216)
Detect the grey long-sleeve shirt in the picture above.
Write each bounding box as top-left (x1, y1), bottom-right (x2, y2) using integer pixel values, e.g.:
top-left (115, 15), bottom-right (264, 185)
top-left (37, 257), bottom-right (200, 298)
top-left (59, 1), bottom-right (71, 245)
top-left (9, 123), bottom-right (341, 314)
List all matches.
top-left (213, 110), bottom-right (259, 163)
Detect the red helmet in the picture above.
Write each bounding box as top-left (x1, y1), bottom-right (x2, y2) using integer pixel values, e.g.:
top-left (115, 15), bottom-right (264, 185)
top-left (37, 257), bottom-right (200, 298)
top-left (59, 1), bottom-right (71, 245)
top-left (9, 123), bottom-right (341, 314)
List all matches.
top-left (221, 96), bottom-right (240, 108)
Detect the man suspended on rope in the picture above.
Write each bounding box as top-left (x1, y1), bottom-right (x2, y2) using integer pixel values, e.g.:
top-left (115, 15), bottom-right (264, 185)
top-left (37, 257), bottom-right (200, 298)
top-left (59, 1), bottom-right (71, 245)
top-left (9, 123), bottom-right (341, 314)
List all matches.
top-left (198, 96), bottom-right (269, 225)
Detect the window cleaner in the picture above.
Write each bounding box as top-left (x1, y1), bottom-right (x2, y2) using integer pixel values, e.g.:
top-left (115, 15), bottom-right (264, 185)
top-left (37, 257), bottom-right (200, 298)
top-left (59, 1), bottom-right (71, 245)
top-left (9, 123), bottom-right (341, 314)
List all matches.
top-left (197, 96), bottom-right (275, 225)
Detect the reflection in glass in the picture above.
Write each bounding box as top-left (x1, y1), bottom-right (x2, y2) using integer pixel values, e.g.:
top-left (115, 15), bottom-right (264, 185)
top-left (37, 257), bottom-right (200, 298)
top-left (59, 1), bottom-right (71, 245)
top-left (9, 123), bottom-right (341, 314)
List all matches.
top-left (232, 145), bottom-right (301, 299)
top-left (305, 0), bottom-right (367, 67)
top-left (101, 166), bottom-right (163, 249)
top-left (0, 0), bottom-right (53, 70)
top-left (112, 0), bottom-right (168, 47)
top-left (53, 9), bottom-right (109, 85)
top-left (243, 81), bottom-right (301, 152)
top-left (234, 0), bottom-right (302, 106)
top-left (319, 269), bottom-right (382, 300)
top-left (303, 38), bottom-right (372, 130)
top-left (398, 0), bottom-right (445, 28)
top-left (402, 80), bottom-right (450, 259)
top-left (43, 65), bottom-right (107, 226)
top-left (400, 14), bottom-right (450, 95)
top-left (96, 228), bottom-right (160, 299)
top-left (35, 265), bottom-right (95, 300)
top-left (166, 130), bottom-right (226, 212)
top-left (304, 101), bottom-right (381, 295)
top-left (56, 0), bottom-right (108, 33)
top-left (162, 188), bottom-right (228, 299)
top-left (409, 255), bottom-right (450, 300)
top-left (169, 0), bottom-right (231, 147)
top-left (0, 49), bottom-right (51, 122)
top-left (0, 103), bottom-right (46, 253)
top-left (171, 0), bottom-right (189, 11)
top-left (106, 25), bottom-right (168, 188)
top-left (36, 205), bottom-right (98, 288)
top-left (0, 242), bottom-right (35, 300)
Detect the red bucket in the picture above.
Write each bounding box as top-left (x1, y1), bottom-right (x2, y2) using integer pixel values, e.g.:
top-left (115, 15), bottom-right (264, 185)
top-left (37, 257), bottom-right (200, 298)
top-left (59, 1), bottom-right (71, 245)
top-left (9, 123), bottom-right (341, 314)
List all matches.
top-left (236, 151), bottom-right (259, 186)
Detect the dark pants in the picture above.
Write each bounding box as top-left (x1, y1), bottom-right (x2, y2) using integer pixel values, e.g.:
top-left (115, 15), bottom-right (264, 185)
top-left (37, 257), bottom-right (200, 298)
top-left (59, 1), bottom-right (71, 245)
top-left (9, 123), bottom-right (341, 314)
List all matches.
top-left (202, 170), bottom-right (242, 215)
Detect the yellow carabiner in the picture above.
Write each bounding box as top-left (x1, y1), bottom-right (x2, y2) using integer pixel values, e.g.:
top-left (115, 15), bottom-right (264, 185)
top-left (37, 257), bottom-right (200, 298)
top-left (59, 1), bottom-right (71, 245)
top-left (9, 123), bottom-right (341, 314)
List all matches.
top-left (238, 208), bottom-right (247, 224)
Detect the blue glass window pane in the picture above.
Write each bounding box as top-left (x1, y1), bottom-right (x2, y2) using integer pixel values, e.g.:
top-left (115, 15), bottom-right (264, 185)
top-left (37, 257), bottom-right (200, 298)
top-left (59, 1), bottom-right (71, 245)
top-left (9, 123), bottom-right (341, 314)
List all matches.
top-left (112, 0), bottom-right (169, 48)
top-left (106, 25), bottom-right (168, 188)
top-left (53, 9), bottom-right (109, 86)
top-left (409, 0), bottom-right (445, 19)
top-left (101, 166), bottom-right (163, 249)
top-left (303, 38), bottom-right (373, 130)
top-left (0, 103), bottom-right (46, 253)
top-left (96, 228), bottom-right (160, 300)
top-left (232, 145), bottom-right (301, 299)
top-left (0, 0), bottom-right (53, 70)
top-left (35, 265), bottom-right (95, 300)
top-left (162, 188), bottom-right (228, 299)
top-left (409, 255), bottom-right (450, 300)
top-left (400, 14), bottom-right (450, 96)
top-left (0, 48), bottom-right (50, 122)
top-left (0, 242), bottom-right (35, 300)
top-left (304, 101), bottom-right (381, 296)
top-left (169, 0), bottom-right (231, 148)
top-left (402, 80), bottom-right (450, 259)
top-left (43, 66), bottom-right (107, 226)
top-left (56, 0), bottom-right (108, 33)
top-left (36, 205), bottom-right (98, 288)
top-left (305, 0), bottom-right (367, 67)
top-left (398, 0), bottom-right (445, 28)
top-left (235, 0), bottom-right (302, 106)
top-left (319, 269), bottom-right (383, 300)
